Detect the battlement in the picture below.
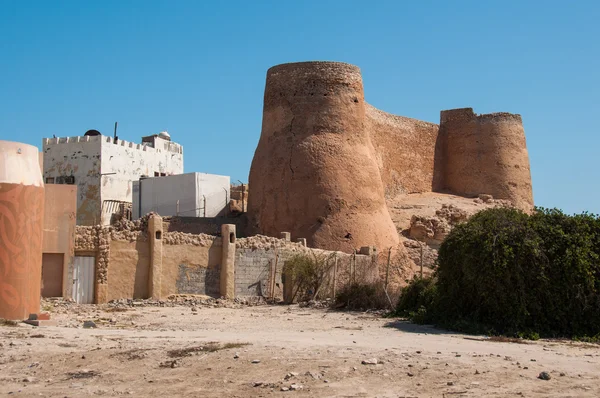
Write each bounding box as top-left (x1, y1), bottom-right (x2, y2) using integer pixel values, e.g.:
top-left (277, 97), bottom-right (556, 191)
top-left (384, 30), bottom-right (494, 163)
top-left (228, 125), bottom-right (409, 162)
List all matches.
top-left (43, 134), bottom-right (183, 155)
top-left (440, 108), bottom-right (522, 125)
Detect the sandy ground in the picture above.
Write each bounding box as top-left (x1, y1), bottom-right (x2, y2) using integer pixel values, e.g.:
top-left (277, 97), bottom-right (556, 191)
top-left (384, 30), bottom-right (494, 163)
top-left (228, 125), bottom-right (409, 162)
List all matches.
top-left (1, 303), bottom-right (599, 397)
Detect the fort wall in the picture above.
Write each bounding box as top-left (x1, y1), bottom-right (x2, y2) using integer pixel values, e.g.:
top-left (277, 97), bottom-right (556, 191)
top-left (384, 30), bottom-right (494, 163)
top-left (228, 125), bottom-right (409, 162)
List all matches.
top-left (247, 62), bottom-right (535, 250)
top-left (367, 105), bottom-right (442, 196)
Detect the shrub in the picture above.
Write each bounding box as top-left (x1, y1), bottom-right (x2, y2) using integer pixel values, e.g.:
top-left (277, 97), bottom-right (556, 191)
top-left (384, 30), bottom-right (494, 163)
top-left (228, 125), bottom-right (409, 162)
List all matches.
top-left (335, 282), bottom-right (391, 311)
top-left (395, 276), bottom-right (437, 321)
top-left (430, 207), bottom-right (600, 338)
top-left (283, 251), bottom-right (336, 301)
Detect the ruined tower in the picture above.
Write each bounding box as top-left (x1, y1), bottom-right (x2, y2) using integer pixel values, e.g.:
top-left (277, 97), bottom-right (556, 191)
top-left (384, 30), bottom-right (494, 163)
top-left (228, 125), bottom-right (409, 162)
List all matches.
top-left (439, 108), bottom-right (534, 211)
top-left (247, 61), bottom-right (400, 252)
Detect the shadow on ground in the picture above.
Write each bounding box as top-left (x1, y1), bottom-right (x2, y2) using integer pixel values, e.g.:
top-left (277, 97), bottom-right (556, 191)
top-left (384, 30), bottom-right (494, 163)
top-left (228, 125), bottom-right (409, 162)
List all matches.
top-left (383, 319), bottom-right (454, 335)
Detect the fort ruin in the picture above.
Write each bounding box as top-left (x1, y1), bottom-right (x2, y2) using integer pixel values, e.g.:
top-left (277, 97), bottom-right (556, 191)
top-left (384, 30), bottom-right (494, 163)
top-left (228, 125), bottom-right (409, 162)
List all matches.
top-left (248, 61), bottom-right (533, 253)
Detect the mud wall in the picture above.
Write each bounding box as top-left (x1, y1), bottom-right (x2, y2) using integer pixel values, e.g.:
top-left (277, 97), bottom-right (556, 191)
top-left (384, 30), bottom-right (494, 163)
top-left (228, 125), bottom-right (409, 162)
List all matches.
top-left (439, 108), bottom-right (534, 211)
top-left (367, 105), bottom-right (442, 196)
top-left (161, 238), bottom-right (222, 298)
top-left (248, 61), bottom-right (400, 253)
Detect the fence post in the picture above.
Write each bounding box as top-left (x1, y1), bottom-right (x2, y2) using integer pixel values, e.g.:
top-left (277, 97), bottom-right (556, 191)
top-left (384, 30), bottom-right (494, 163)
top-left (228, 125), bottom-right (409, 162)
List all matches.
top-left (332, 256), bottom-right (338, 299)
top-left (385, 247), bottom-right (391, 289)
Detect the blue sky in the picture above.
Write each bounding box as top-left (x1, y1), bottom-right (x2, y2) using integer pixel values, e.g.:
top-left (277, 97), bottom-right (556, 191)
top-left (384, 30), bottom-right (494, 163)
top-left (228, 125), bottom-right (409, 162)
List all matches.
top-left (1, 1), bottom-right (598, 214)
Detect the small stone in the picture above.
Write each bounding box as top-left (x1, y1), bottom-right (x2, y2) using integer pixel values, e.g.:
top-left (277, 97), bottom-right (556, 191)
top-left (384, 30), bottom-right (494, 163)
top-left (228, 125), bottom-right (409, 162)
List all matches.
top-left (23, 377), bottom-right (35, 383)
top-left (81, 355), bottom-right (86, 359)
top-left (280, 387), bottom-right (289, 391)
top-left (416, 351), bottom-right (421, 354)
top-left (407, 372), bottom-right (414, 377)
top-left (233, 353), bottom-right (239, 359)
top-left (475, 369), bottom-right (480, 375)
top-left (191, 307), bottom-right (198, 312)
top-left (253, 382), bottom-right (263, 387)
top-left (560, 372), bottom-right (565, 377)
top-left (447, 381), bottom-right (454, 386)
top-left (361, 358), bottom-right (378, 365)
top-left (290, 384), bottom-right (303, 391)
top-left (251, 360), bottom-right (260, 364)
top-left (538, 371), bottom-right (551, 381)
top-left (83, 321), bottom-right (97, 329)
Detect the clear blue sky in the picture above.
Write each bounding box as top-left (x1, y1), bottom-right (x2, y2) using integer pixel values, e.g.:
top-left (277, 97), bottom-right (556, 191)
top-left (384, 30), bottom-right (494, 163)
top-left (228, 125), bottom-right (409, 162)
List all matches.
top-left (1, 1), bottom-right (598, 214)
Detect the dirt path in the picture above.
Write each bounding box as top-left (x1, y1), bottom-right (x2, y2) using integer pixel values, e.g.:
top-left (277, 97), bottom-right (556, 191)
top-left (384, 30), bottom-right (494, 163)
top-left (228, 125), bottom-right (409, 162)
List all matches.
top-left (1, 304), bottom-right (599, 397)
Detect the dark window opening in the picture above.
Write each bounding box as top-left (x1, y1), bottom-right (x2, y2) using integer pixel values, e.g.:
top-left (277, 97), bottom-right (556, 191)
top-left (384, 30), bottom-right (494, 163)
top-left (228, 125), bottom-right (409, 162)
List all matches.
top-left (45, 177), bottom-right (55, 184)
top-left (154, 172), bottom-right (160, 177)
top-left (229, 232), bottom-right (235, 244)
top-left (155, 231), bottom-right (162, 240)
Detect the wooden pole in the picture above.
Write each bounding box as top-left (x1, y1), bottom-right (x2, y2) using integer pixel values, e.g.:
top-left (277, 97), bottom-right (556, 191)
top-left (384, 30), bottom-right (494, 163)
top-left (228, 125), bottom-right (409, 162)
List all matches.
top-left (385, 247), bottom-right (391, 289)
top-left (420, 243), bottom-right (424, 278)
top-left (271, 253), bottom-right (279, 299)
top-left (332, 256), bottom-right (338, 298)
top-left (176, 200), bottom-right (180, 216)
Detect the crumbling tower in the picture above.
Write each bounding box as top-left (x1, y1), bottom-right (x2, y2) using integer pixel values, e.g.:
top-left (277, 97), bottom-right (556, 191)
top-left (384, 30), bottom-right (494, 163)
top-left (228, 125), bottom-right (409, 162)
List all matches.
top-left (439, 108), bottom-right (534, 211)
top-left (247, 61), bottom-right (400, 252)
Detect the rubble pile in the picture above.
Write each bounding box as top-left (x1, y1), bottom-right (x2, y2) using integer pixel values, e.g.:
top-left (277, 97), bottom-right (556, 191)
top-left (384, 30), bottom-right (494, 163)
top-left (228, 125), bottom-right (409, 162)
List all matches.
top-left (163, 232), bottom-right (217, 246)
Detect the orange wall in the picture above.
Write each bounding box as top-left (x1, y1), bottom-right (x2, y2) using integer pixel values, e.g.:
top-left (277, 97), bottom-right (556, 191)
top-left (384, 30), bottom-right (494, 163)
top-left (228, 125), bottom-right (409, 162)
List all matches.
top-left (42, 184), bottom-right (77, 297)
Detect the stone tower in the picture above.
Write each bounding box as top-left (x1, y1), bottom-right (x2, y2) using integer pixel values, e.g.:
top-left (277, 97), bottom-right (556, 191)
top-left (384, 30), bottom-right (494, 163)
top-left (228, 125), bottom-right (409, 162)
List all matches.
top-left (439, 108), bottom-right (534, 211)
top-left (247, 61), bottom-right (400, 253)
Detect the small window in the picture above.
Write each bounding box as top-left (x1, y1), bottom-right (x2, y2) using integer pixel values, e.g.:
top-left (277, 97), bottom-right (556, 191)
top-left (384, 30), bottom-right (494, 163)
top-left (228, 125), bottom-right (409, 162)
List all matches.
top-left (154, 172), bottom-right (160, 177)
top-left (155, 231), bottom-right (162, 240)
top-left (229, 232), bottom-right (235, 244)
top-left (45, 177), bottom-right (54, 184)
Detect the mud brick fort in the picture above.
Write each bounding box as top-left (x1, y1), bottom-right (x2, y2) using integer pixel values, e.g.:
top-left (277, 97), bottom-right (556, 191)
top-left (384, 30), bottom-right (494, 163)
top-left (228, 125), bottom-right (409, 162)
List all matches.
top-left (248, 61), bottom-right (533, 254)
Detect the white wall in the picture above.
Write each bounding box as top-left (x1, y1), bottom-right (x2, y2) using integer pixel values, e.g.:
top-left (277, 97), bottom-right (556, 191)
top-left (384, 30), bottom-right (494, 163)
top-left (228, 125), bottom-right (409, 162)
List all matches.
top-left (133, 172), bottom-right (230, 219)
top-left (43, 134), bottom-right (184, 225)
top-left (43, 136), bottom-right (102, 225)
top-left (196, 173), bottom-right (230, 217)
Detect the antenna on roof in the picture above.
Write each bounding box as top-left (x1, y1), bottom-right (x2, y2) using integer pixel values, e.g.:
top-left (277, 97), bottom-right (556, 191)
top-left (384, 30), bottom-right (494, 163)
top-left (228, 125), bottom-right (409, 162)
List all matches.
top-left (114, 122), bottom-right (118, 143)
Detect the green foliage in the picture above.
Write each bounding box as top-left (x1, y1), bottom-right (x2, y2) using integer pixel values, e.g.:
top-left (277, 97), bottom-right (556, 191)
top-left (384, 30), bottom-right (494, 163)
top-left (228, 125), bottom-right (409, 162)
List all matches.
top-left (335, 282), bottom-right (391, 311)
top-left (395, 276), bottom-right (437, 320)
top-left (409, 207), bottom-right (600, 338)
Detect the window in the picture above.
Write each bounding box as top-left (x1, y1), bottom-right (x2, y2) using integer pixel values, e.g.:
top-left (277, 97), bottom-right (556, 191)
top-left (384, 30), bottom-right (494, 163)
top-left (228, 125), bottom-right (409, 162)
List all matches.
top-left (45, 177), bottom-right (55, 184)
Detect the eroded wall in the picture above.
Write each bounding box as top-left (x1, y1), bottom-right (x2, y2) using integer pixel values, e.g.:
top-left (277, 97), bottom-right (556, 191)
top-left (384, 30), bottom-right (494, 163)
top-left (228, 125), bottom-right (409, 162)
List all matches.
top-left (367, 105), bottom-right (442, 196)
top-left (161, 239), bottom-right (222, 298)
top-left (43, 136), bottom-right (101, 226)
top-left (248, 61), bottom-right (400, 253)
top-left (439, 108), bottom-right (534, 211)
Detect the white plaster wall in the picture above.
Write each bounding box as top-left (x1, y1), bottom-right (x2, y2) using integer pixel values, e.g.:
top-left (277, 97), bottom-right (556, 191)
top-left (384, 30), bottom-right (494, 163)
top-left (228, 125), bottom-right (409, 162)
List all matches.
top-left (42, 136), bottom-right (102, 225)
top-left (100, 136), bottom-right (183, 224)
top-left (196, 173), bottom-right (230, 217)
top-left (43, 134), bottom-right (184, 226)
top-left (133, 172), bottom-right (230, 219)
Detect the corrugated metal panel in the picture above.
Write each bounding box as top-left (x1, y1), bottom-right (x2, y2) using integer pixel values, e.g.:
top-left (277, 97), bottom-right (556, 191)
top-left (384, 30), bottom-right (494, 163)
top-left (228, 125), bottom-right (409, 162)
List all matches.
top-left (73, 256), bottom-right (95, 304)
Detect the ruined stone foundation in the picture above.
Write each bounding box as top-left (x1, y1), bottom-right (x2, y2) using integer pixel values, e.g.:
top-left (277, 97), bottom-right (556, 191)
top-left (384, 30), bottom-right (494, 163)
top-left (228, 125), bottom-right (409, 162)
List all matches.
top-left (248, 61), bottom-right (400, 252)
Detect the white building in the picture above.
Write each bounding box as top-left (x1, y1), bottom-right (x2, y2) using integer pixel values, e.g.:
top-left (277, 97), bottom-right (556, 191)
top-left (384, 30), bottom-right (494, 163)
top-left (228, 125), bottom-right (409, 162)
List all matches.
top-left (42, 131), bottom-right (183, 225)
top-left (132, 172), bottom-right (230, 220)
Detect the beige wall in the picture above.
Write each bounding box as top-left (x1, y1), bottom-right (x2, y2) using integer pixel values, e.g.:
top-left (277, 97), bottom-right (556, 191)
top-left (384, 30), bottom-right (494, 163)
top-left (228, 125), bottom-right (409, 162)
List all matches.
top-left (107, 240), bottom-right (150, 300)
top-left (42, 184), bottom-right (77, 298)
top-left (161, 242), bottom-right (222, 298)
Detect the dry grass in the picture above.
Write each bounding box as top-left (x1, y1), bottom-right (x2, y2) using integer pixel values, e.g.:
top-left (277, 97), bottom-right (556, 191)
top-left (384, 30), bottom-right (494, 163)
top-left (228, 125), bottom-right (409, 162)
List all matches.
top-left (0, 318), bottom-right (19, 327)
top-left (167, 342), bottom-right (249, 358)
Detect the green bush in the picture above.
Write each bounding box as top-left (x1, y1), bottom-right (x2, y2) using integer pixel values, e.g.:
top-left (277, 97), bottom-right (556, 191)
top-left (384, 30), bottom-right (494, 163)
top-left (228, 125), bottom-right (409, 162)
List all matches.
top-left (395, 276), bottom-right (437, 320)
top-left (396, 207), bottom-right (600, 339)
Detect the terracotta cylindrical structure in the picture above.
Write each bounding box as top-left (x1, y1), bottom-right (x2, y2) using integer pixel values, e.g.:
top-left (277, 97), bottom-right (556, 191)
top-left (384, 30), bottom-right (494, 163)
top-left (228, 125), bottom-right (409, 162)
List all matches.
top-left (0, 141), bottom-right (45, 320)
top-left (247, 61), bottom-right (399, 252)
top-left (439, 108), bottom-right (534, 211)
